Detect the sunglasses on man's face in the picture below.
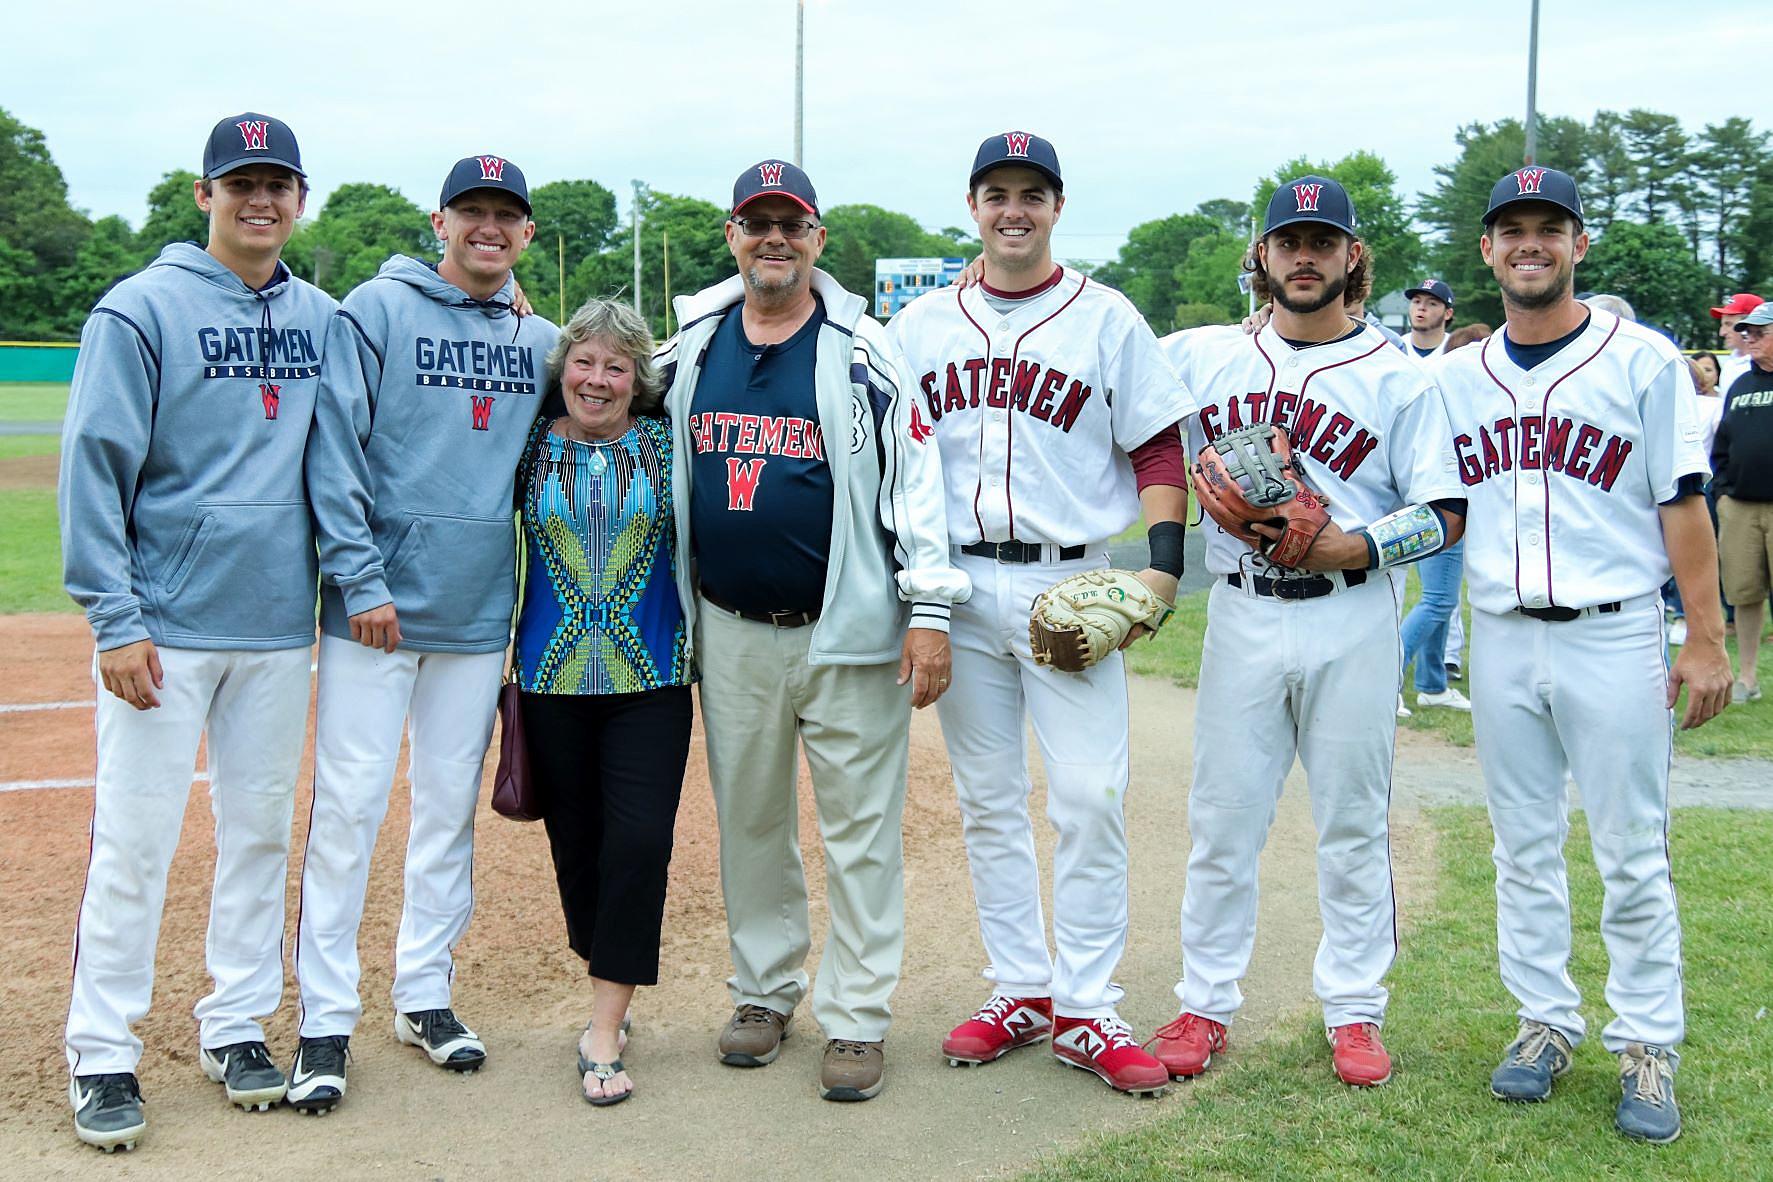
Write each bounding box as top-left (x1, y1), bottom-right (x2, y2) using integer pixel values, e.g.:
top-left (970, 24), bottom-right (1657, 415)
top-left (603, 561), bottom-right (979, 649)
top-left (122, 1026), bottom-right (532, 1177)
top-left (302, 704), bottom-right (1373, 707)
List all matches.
top-left (731, 217), bottom-right (817, 240)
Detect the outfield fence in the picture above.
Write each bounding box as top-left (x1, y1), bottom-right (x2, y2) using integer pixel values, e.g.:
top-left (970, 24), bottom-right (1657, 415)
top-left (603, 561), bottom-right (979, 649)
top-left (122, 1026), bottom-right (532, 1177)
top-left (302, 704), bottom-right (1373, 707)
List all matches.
top-left (0, 342), bottom-right (78, 383)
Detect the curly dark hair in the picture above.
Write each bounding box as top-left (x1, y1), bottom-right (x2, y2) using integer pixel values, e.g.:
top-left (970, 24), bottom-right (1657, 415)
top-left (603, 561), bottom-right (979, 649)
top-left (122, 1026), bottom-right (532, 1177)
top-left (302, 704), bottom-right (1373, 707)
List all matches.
top-left (1241, 234), bottom-right (1371, 309)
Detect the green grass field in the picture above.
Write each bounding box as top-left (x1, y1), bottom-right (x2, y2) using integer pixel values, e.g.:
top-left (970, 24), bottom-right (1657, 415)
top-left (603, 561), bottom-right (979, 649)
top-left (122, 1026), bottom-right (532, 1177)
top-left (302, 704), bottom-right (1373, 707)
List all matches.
top-left (0, 382), bottom-right (69, 421)
top-left (0, 488), bottom-right (65, 613)
top-left (1023, 807), bottom-right (1773, 1181)
top-left (0, 434), bottom-right (59, 459)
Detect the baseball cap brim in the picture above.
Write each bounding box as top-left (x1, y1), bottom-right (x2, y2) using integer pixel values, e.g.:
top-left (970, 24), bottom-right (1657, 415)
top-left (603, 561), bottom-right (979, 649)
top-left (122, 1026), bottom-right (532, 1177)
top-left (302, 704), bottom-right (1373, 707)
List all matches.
top-left (1483, 195), bottom-right (1583, 227)
top-left (969, 160), bottom-right (1064, 192)
top-left (1710, 295), bottom-right (1764, 318)
top-left (207, 154), bottom-right (306, 180)
top-left (1263, 213), bottom-right (1356, 237)
top-left (1404, 287), bottom-right (1448, 303)
top-left (732, 191), bottom-right (817, 217)
top-left (1735, 305), bottom-right (1773, 329)
top-left (443, 184), bottom-right (531, 215)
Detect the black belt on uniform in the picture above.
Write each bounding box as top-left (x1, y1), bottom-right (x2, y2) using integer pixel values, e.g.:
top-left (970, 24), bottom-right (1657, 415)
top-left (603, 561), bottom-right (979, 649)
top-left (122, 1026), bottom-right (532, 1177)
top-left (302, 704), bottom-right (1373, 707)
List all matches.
top-left (700, 587), bottom-right (820, 628)
top-left (1226, 569), bottom-right (1366, 600)
top-left (1515, 602), bottom-right (1621, 622)
top-left (961, 540), bottom-right (1086, 563)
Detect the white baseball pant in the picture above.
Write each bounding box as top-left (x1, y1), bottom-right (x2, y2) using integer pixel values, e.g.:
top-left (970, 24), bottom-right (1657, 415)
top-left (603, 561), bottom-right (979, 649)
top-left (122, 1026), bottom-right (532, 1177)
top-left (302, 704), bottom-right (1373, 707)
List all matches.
top-left (294, 634), bottom-right (502, 1036)
top-left (938, 549), bottom-right (1131, 1018)
top-left (65, 645), bottom-right (311, 1075)
top-left (1178, 575), bottom-right (1403, 1028)
top-left (1471, 592), bottom-right (1683, 1064)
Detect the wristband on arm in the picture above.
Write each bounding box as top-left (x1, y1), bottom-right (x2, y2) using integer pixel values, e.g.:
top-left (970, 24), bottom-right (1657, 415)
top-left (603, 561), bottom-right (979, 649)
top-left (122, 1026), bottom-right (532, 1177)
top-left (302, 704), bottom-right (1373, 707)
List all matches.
top-left (1355, 502), bottom-right (1451, 571)
top-left (1147, 520), bottom-right (1186, 577)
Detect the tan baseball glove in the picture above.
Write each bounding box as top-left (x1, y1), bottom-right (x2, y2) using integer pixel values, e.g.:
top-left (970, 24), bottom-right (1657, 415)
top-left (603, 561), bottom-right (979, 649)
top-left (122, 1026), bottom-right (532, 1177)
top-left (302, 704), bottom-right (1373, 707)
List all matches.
top-left (1029, 569), bottom-right (1175, 673)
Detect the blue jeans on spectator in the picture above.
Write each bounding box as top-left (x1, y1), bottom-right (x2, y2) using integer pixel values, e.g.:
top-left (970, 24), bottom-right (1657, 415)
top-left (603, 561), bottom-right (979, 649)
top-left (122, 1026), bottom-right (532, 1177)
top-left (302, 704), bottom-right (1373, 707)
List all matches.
top-left (1400, 541), bottom-right (1464, 695)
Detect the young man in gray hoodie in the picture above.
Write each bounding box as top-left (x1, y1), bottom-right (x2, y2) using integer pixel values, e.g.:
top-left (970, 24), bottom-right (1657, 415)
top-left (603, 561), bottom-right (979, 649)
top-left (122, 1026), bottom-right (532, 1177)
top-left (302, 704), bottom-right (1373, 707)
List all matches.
top-left (59, 112), bottom-right (335, 1152)
top-left (290, 156), bottom-right (556, 1112)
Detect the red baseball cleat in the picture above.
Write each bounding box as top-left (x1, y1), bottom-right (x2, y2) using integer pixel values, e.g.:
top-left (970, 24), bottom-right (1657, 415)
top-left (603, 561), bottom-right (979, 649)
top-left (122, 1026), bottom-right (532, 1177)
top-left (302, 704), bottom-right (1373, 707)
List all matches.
top-left (1147, 1011), bottom-right (1228, 1079)
top-left (1328, 1022), bottom-right (1393, 1086)
top-left (943, 995), bottom-right (1053, 1066)
top-left (1052, 1015), bottom-right (1168, 1096)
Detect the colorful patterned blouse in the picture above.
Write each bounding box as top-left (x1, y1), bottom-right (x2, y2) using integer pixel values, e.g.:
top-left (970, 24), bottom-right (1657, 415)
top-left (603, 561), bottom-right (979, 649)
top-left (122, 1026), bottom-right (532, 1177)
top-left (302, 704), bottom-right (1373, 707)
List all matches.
top-left (514, 415), bottom-right (689, 694)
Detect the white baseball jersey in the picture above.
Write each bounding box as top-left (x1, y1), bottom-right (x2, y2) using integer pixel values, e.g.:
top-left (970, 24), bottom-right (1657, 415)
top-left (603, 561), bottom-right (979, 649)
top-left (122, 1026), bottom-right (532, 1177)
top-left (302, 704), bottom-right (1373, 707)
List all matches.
top-left (1435, 311), bottom-right (1709, 614)
top-left (885, 268), bottom-right (1194, 546)
top-left (1161, 323), bottom-right (1461, 577)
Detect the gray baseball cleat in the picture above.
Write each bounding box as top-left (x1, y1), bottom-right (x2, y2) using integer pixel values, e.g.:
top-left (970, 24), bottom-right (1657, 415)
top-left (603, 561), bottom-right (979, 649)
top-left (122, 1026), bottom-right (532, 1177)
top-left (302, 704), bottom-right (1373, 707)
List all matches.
top-left (200, 1040), bottom-right (287, 1110)
top-left (70, 1072), bottom-right (146, 1153)
top-left (1490, 1020), bottom-right (1573, 1102)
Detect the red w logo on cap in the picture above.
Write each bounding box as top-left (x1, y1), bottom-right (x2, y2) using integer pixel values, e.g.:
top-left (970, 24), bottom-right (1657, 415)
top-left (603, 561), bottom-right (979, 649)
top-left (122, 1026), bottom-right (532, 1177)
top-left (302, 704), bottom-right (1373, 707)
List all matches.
top-left (758, 161), bottom-right (786, 187)
top-left (478, 156), bottom-right (507, 182)
top-left (237, 121), bottom-right (270, 151)
top-left (1004, 132), bottom-right (1032, 157)
top-left (1293, 183), bottom-right (1323, 212)
top-left (1515, 168), bottom-right (1546, 195)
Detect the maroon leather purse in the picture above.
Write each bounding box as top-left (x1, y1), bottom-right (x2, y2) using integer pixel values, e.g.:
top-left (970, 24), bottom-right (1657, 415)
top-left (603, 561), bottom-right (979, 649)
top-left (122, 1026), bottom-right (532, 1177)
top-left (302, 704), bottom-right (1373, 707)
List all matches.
top-left (490, 673), bottom-right (539, 821)
top-left (491, 513), bottom-right (540, 821)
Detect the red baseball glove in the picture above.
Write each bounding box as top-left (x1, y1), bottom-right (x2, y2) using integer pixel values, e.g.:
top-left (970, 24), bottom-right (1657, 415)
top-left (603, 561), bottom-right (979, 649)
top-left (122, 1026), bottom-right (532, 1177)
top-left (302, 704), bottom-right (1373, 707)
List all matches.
top-left (1191, 424), bottom-right (1332, 569)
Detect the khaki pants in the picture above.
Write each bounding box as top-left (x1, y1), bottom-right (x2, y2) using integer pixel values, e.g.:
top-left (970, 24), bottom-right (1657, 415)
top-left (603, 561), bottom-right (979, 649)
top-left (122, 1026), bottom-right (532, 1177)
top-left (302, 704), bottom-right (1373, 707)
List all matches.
top-left (696, 597), bottom-right (912, 1042)
top-left (1718, 495), bottom-right (1773, 606)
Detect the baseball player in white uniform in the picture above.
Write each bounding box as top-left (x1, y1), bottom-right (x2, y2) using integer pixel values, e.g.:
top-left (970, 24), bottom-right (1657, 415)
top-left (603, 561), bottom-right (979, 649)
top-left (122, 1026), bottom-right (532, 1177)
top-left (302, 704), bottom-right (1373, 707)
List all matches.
top-left (1438, 166), bottom-right (1730, 1144)
top-left (1153, 176), bottom-right (1465, 1089)
top-left (885, 131), bottom-right (1192, 1096)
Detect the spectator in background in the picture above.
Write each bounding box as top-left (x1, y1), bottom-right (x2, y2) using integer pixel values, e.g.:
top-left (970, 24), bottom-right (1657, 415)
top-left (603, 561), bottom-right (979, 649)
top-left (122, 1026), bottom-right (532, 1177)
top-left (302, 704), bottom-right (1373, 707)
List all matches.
top-left (1712, 293), bottom-right (1764, 390)
top-left (1690, 351), bottom-right (1733, 633)
top-left (1714, 302), bottom-right (1773, 702)
top-left (1445, 323), bottom-right (1492, 351)
top-left (1583, 292), bottom-right (1637, 321)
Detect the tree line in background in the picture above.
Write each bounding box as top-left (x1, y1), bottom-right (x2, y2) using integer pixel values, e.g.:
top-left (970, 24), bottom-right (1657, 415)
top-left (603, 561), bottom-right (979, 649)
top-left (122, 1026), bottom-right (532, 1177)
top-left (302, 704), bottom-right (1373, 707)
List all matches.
top-left (2, 105), bottom-right (1768, 344)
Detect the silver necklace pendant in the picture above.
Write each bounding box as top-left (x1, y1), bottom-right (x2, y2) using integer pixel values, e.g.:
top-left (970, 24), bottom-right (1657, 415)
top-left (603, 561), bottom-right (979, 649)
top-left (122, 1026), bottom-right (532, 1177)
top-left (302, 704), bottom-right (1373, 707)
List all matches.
top-left (588, 449), bottom-right (608, 476)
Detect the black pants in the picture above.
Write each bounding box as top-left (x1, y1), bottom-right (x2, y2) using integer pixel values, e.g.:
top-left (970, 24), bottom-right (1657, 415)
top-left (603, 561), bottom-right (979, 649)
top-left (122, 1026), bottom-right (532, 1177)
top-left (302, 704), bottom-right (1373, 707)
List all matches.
top-left (520, 686), bottom-right (693, 985)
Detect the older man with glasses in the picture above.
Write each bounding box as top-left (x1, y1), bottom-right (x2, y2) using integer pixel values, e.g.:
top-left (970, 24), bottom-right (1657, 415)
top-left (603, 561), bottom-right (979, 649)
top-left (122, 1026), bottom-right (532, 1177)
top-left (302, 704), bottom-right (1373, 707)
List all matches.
top-left (656, 159), bottom-right (966, 1102)
top-left (1716, 302), bottom-right (1773, 702)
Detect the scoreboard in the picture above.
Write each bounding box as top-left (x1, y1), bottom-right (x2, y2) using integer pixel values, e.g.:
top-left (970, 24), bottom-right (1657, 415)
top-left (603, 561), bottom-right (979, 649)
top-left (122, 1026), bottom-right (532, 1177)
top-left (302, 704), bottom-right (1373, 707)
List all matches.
top-left (874, 257), bottom-right (968, 319)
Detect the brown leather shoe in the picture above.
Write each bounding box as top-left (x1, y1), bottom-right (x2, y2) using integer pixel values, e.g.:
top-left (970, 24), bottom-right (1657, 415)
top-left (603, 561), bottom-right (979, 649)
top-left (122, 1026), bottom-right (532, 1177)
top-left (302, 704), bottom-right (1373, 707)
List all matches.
top-left (717, 1005), bottom-right (792, 1067)
top-left (820, 1039), bottom-right (884, 1101)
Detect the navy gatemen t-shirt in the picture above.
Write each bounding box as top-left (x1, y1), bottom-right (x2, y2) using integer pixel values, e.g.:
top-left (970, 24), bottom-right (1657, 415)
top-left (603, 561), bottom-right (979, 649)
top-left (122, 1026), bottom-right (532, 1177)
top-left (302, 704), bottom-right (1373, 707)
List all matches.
top-left (689, 297), bottom-right (834, 614)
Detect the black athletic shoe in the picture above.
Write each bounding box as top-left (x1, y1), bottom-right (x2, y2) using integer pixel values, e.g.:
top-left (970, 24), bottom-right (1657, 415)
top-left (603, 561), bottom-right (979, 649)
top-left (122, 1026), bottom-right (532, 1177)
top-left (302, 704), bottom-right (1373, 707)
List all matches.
top-left (200, 1040), bottom-right (287, 1111)
top-left (287, 1035), bottom-right (349, 1115)
top-left (70, 1072), bottom-right (145, 1152)
top-left (395, 1008), bottom-right (487, 1071)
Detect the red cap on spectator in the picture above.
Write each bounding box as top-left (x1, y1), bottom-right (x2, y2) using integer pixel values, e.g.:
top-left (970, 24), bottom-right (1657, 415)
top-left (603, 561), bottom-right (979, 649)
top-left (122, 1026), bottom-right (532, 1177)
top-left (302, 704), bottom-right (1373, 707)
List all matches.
top-left (1710, 292), bottom-right (1765, 318)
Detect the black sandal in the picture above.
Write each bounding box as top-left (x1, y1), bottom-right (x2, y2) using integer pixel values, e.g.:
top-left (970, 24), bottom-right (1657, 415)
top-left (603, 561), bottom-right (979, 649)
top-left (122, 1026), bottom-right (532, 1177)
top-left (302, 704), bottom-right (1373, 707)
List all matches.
top-left (581, 1058), bottom-right (632, 1107)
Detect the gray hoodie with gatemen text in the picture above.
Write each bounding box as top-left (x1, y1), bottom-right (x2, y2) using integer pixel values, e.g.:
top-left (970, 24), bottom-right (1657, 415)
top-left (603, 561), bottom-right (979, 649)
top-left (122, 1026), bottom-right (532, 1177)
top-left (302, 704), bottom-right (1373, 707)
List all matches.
top-left (59, 242), bottom-right (336, 651)
top-left (305, 255), bottom-right (557, 653)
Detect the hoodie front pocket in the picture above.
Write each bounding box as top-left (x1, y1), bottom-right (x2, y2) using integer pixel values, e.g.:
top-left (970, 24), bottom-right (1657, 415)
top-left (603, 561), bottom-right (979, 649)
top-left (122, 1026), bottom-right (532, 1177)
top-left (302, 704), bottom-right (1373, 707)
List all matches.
top-left (157, 501), bottom-right (317, 641)
top-left (382, 512), bottom-right (516, 641)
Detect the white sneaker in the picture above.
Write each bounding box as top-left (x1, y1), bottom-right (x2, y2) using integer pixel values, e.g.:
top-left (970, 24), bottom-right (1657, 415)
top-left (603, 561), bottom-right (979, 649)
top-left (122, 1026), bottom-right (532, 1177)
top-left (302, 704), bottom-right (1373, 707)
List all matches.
top-left (1668, 618), bottom-right (1687, 646)
top-left (1416, 687), bottom-right (1472, 711)
top-left (1396, 694), bottom-right (1412, 719)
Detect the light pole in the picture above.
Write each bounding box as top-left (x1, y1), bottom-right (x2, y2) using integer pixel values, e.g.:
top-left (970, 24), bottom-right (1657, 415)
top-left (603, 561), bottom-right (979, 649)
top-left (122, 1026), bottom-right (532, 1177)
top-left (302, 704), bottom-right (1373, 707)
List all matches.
top-left (1524, 0), bottom-right (1541, 164)
top-left (794, 0), bottom-right (805, 167)
top-left (631, 179), bottom-right (644, 315)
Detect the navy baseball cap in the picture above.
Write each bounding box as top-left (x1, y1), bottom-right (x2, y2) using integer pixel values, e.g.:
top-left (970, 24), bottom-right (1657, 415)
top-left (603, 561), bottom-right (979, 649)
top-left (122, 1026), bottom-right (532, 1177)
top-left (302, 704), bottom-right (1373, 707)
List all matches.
top-left (969, 131), bottom-right (1063, 193)
top-left (439, 155), bottom-right (531, 215)
top-left (203, 112), bottom-right (304, 179)
top-left (1263, 175), bottom-right (1357, 236)
top-left (1483, 166), bottom-right (1583, 228)
top-left (732, 159), bottom-right (820, 218)
top-left (1405, 278), bottom-right (1455, 306)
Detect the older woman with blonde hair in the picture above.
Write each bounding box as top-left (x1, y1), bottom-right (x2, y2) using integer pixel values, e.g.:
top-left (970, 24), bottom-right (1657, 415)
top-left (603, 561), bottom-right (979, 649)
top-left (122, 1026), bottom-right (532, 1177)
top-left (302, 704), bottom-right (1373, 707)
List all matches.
top-left (513, 298), bottom-right (693, 1106)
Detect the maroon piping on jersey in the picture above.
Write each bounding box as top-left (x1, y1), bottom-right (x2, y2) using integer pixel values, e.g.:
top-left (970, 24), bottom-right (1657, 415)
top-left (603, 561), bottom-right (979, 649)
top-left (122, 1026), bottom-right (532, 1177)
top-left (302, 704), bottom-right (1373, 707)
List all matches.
top-left (954, 272), bottom-right (1090, 541)
top-left (1477, 316), bottom-right (1620, 609)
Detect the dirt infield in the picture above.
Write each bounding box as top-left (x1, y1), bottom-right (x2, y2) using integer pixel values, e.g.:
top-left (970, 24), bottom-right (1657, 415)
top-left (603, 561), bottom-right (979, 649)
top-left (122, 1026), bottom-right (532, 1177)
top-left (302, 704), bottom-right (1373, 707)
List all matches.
top-left (0, 613), bottom-right (1432, 1179)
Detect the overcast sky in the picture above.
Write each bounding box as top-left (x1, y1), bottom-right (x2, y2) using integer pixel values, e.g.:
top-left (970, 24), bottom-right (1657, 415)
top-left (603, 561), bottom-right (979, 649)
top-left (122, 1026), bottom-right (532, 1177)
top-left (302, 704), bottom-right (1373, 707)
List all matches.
top-left (11, 1), bottom-right (1755, 262)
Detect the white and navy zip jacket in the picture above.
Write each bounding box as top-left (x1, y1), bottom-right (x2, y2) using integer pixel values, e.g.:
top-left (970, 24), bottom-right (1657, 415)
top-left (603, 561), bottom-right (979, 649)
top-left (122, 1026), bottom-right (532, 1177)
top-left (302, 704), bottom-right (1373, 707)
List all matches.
top-left (659, 268), bottom-right (968, 666)
top-left (59, 243), bottom-right (336, 651)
